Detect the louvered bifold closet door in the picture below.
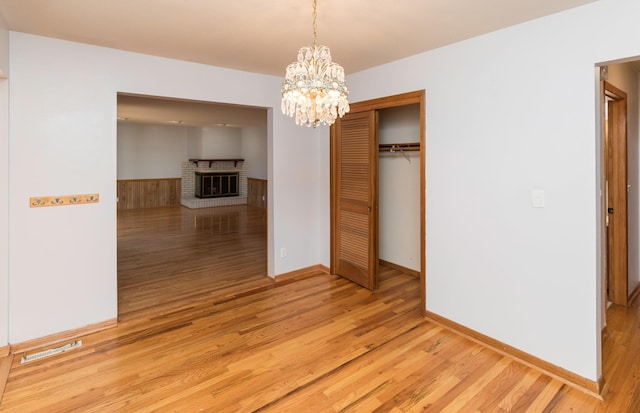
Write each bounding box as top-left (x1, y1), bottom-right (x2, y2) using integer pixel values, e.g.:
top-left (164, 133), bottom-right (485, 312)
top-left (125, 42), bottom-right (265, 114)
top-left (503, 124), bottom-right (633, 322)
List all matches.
top-left (332, 110), bottom-right (379, 290)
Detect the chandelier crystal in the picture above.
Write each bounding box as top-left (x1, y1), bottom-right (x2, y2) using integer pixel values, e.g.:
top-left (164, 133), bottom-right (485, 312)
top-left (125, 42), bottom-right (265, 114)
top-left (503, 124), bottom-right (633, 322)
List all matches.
top-left (281, 0), bottom-right (349, 127)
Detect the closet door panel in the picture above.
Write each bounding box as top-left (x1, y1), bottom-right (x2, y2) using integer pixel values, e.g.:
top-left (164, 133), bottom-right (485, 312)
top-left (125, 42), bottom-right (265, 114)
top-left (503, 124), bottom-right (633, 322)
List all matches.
top-left (331, 110), bottom-right (379, 290)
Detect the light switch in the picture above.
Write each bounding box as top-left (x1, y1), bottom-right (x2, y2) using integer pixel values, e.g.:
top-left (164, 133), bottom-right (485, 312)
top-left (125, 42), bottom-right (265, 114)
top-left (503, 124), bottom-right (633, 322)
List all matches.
top-left (531, 190), bottom-right (545, 208)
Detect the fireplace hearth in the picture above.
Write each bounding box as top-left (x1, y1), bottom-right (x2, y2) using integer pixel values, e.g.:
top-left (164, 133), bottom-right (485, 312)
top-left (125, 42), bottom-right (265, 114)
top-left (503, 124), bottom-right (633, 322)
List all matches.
top-left (195, 171), bottom-right (239, 198)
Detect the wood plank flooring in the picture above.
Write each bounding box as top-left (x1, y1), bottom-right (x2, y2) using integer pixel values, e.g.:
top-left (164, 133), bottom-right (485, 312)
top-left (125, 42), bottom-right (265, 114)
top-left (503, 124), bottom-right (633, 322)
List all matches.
top-left (0, 205), bottom-right (639, 411)
top-left (117, 205), bottom-right (271, 324)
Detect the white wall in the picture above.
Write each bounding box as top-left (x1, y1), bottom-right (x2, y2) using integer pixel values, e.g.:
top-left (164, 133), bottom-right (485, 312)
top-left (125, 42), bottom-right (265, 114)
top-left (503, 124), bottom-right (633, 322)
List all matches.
top-left (346, 0), bottom-right (640, 382)
top-left (8, 32), bottom-right (325, 343)
top-left (187, 127), bottom-right (202, 159)
top-left (270, 123), bottom-right (328, 275)
top-left (117, 123), bottom-right (190, 179)
top-left (241, 126), bottom-right (268, 179)
top-left (606, 63), bottom-right (640, 296)
top-left (379, 105), bottom-right (421, 271)
top-left (201, 126), bottom-right (241, 158)
top-left (0, 13), bottom-right (9, 348)
top-left (117, 122), bottom-right (268, 181)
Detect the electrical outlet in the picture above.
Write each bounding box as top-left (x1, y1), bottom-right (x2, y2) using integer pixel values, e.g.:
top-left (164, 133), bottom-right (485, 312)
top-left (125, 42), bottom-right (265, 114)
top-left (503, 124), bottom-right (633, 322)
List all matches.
top-left (531, 190), bottom-right (545, 208)
top-left (280, 247), bottom-right (287, 258)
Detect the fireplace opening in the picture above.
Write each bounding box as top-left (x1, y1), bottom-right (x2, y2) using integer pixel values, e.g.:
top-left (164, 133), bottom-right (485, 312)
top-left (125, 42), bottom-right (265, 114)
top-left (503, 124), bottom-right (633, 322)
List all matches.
top-left (195, 171), bottom-right (239, 198)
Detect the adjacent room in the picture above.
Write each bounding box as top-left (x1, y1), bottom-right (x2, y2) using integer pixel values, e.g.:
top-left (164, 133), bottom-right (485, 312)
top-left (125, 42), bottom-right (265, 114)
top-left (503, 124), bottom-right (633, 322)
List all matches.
top-left (116, 94), bottom-right (271, 321)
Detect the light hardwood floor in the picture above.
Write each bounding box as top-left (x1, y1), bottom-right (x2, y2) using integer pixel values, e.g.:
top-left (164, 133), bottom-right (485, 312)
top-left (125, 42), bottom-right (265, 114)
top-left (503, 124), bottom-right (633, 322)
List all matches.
top-left (117, 205), bottom-right (271, 324)
top-left (0, 205), bottom-right (639, 411)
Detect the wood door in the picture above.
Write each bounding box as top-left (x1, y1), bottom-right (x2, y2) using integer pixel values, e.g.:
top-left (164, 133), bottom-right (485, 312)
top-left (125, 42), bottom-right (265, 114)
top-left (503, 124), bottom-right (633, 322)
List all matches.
top-left (605, 81), bottom-right (628, 305)
top-left (331, 110), bottom-right (379, 290)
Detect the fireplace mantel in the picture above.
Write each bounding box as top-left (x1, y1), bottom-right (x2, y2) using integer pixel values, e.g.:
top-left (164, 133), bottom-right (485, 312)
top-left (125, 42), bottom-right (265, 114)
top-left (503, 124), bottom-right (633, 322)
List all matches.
top-left (189, 158), bottom-right (244, 167)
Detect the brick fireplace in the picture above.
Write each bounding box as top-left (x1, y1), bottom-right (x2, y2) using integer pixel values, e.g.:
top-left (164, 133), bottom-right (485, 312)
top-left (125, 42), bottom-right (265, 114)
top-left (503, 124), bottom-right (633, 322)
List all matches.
top-left (180, 160), bottom-right (248, 209)
top-left (195, 171), bottom-right (239, 198)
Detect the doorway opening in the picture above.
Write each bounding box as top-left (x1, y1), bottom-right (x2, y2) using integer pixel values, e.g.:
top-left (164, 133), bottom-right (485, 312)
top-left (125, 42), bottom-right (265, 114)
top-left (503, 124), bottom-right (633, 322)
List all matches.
top-left (116, 93), bottom-right (270, 322)
top-left (378, 105), bottom-right (422, 278)
top-left (330, 90), bottom-right (426, 310)
top-left (597, 59), bottom-right (640, 393)
top-left (603, 81), bottom-right (629, 306)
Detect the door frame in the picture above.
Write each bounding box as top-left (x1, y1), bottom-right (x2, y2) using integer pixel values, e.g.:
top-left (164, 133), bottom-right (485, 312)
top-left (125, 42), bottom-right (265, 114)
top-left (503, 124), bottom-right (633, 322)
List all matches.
top-left (330, 90), bottom-right (426, 311)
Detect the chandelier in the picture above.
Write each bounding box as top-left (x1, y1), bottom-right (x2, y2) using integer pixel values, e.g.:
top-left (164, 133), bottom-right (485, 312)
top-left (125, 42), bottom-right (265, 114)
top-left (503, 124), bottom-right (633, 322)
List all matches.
top-left (281, 0), bottom-right (349, 127)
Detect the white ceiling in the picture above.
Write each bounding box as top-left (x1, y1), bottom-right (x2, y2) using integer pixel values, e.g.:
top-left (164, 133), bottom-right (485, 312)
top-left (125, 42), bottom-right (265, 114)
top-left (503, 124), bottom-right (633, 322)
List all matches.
top-left (117, 93), bottom-right (268, 128)
top-left (0, 0), bottom-right (600, 127)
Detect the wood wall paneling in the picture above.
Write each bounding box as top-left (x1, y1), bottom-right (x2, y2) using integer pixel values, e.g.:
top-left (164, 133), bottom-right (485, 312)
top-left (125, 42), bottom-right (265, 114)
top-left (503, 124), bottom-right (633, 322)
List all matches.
top-left (247, 178), bottom-right (267, 208)
top-left (117, 178), bottom-right (181, 210)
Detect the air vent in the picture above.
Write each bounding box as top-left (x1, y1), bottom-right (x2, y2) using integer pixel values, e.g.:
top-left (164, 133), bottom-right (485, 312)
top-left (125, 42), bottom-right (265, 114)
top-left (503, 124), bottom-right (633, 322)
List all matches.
top-left (20, 340), bottom-right (82, 364)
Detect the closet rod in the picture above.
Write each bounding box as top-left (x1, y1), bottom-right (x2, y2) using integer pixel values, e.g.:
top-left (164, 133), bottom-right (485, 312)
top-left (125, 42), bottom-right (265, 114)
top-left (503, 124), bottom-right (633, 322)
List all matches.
top-left (378, 142), bottom-right (420, 152)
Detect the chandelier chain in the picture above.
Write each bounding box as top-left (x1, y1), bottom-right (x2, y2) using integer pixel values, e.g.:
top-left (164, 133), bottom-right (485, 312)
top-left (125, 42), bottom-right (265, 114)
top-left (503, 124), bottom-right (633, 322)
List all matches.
top-left (312, 0), bottom-right (318, 46)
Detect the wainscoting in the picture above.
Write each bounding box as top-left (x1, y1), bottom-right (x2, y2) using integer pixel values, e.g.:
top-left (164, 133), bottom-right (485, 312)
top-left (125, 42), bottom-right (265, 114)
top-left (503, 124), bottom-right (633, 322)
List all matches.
top-left (248, 178), bottom-right (267, 208)
top-left (117, 178), bottom-right (181, 210)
